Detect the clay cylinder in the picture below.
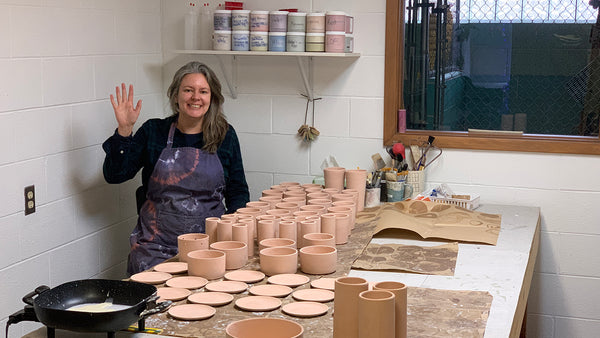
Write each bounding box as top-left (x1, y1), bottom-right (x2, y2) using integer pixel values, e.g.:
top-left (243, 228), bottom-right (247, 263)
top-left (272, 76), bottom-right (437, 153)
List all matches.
top-left (358, 290), bottom-right (396, 338)
top-left (187, 249), bottom-right (226, 280)
top-left (177, 233), bottom-right (209, 263)
top-left (278, 220), bottom-right (297, 244)
top-left (333, 212), bottom-right (351, 244)
top-left (323, 166), bottom-right (346, 191)
top-left (303, 232), bottom-right (335, 247)
top-left (320, 213), bottom-right (337, 240)
top-left (205, 217), bottom-right (220, 245)
top-left (238, 217), bottom-right (255, 257)
top-left (299, 219), bottom-right (319, 248)
top-left (232, 223), bottom-right (249, 257)
top-left (300, 204), bottom-right (326, 215)
top-left (217, 219), bottom-right (234, 242)
top-left (259, 247), bottom-right (298, 276)
top-left (333, 277), bottom-right (369, 338)
top-left (373, 281), bottom-right (408, 338)
top-left (332, 200), bottom-right (356, 225)
top-left (209, 240), bottom-right (247, 270)
top-left (257, 219), bottom-right (276, 243)
top-left (344, 169), bottom-right (367, 212)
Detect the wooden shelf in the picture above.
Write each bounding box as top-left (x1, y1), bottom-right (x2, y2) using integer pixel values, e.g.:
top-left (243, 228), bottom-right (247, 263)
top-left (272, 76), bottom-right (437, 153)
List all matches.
top-left (174, 50), bottom-right (360, 58)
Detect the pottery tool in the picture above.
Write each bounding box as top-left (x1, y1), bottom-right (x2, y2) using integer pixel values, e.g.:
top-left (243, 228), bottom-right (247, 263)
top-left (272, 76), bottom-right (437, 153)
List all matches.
top-left (371, 153), bottom-right (386, 171)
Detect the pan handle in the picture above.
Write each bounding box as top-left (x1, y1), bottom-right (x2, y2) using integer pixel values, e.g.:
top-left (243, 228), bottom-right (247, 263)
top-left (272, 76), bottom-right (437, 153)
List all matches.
top-left (22, 285), bottom-right (50, 306)
top-left (139, 300), bottom-right (172, 318)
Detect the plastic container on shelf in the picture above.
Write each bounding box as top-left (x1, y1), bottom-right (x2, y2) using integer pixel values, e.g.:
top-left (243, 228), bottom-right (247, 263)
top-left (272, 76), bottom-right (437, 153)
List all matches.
top-left (345, 33), bottom-right (354, 53)
top-left (213, 30), bottom-right (232, 50)
top-left (250, 10), bottom-right (269, 31)
top-left (306, 32), bottom-right (325, 52)
top-left (286, 32), bottom-right (305, 52)
top-left (198, 3), bottom-right (213, 50)
top-left (268, 10), bottom-right (288, 32)
top-left (250, 31), bottom-right (268, 51)
top-left (268, 32), bottom-right (286, 52)
top-left (232, 9), bottom-right (250, 31)
top-left (287, 12), bottom-right (306, 32)
top-left (184, 7), bottom-right (199, 49)
top-left (345, 15), bottom-right (354, 34)
top-left (326, 11), bottom-right (346, 31)
top-left (306, 12), bottom-right (325, 33)
top-left (214, 9), bottom-right (232, 31)
top-left (232, 30), bottom-right (249, 51)
top-left (325, 31), bottom-right (345, 53)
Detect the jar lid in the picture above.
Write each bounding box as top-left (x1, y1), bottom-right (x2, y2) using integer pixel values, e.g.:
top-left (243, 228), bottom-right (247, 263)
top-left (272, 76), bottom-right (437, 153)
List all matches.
top-left (306, 32), bottom-right (325, 36)
top-left (307, 12), bottom-right (325, 17)
top-left (269, 11), bottom-right (289, 15)
top-left (326, 11), bottom-right (347, 16)
top-left (233, 30), bottom-right (250, 34)
top-left (251, 10), bottom-right (270, 14)
top-left (326, 31), bottom-right (346, 35)
top-left (214, 30), bottom-right (232, 34)
top-left (214, 10), bottom-right (232, 14)
top-left (232, 10), bottom-right (251, 14)
top-left (289, 12), bottom-right (307, 17)
top-left (287, 32), bottom-right (306, 36)
top-left (250, 31), bottom-right (269, 35)
top-left (345, 33), bottom-right (354, 37)
top-left (268, 32), bottom-right (287, 36)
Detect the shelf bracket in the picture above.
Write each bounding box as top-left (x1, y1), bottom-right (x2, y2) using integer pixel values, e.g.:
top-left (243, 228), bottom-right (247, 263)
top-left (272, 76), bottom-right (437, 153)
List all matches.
top-left (296, 56), bottom-right (314, 101)
top-left (216, 55), bottom-right (238, 99)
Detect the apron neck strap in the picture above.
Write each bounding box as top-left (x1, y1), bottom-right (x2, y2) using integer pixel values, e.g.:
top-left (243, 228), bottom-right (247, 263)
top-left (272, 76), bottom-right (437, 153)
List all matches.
top-left (167, 122), bottom-right (177, 148)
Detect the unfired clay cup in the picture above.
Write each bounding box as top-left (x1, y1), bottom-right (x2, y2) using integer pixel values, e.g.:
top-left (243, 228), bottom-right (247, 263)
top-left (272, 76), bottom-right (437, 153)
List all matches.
top-left (187, 249), bottom-right (226, 280)
top-left (299, 245), bottom-right (337, 275)
top-left (177, 233), bottom-right (209, 262)
top-left (303, 232), bottom-right (335, 247)
top-left (259, 238), bottom-right (296, 251)
top-left (209, 241), bottom-right (248, 270)
top-left (259, 247), bottom-right (298, 276)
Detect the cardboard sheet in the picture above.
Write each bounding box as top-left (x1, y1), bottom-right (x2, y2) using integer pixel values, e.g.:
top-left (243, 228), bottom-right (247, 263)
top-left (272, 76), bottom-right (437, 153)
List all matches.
top-left (352, 242), bottom-right (458, 276)
top-left (359, 200), bottom-right (501, 245)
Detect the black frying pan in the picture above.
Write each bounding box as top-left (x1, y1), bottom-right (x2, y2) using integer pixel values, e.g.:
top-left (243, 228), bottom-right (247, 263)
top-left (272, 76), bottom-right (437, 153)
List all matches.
top-left (8, 279), bottom-right (170, 336)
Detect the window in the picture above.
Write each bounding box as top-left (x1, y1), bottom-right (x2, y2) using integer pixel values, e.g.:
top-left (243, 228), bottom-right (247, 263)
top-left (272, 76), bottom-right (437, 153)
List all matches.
top-left (384, 0), bottom-right (600, 154)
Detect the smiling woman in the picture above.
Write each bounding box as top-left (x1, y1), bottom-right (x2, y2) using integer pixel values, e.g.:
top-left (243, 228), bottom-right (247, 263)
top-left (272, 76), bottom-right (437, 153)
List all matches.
top-left (102, 61), bottom-right (250, 275)
top-left (384, 0), bottom-right (600, 154)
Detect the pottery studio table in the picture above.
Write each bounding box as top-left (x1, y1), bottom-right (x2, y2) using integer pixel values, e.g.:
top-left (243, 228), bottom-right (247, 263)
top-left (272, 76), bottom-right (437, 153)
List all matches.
top-left (23, 203), bottom-right (539, 338)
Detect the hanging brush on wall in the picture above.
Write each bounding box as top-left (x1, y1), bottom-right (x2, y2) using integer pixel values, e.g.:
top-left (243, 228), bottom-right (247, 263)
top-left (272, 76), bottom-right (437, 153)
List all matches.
top-left (298, 94), bottom-right (322, 142)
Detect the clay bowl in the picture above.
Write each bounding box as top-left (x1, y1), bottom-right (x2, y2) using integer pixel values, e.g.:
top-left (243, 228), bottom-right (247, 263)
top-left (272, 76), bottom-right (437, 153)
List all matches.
top-left (226, 317), bottom-right (304, 338)
top-left (259, 247), bottom-right (298, 276)
top-left (209, 241), bottom-right (248, 270)
top-left (299, 245), bottom-right (337, 275)
top-left (259, 238), bottom-right (297, 251)
top-left (303, 233), bottom-right (335, 247)
top-left (187, 249), bottom-right (226, 280)
top-left (177, 233), bottom-right (209, 263)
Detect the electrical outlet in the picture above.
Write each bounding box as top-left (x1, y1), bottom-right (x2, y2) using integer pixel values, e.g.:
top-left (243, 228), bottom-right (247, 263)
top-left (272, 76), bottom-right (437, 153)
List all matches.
top-left (24, 185), bottom-right (35, 215)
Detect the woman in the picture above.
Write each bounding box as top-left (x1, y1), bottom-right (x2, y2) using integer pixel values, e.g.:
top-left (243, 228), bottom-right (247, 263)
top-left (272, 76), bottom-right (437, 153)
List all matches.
top-left (102, 61), bottom-right (250, 275)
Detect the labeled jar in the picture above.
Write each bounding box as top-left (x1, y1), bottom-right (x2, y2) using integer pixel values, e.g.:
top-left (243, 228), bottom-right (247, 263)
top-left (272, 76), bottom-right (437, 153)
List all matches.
top-left (269, 11), bottom-right (288, 32)
top-left (326, 11), bottom-right (346, 32)
top-left (250, 10), bottom-right (269, 32)
top-left (214, 10), bottom-right (232, 31)
top-left (268, 31), bottom-right (286, 52)
top-left (231, 10), bottom-right (250, 31)
top-left (306, 12), bottom-right (325, 33)
top-left (287, 12), bottom-right (306, 32)
top-left (250, 31), bottom-right (268, 51)
top-left (345, 33), bottom-right (354, 53)
top-left (213, 30), bottom-right (232, 51)
top-left (286, 32), bottom-right (305, 52)
top-left (306, 32), bottom-right (325, 52)
top-left (345, 15), bottom-right (354, 34)
top-left (325, 31), bottom-right (345, 53)
top-left (232, 30), bottom-right (249, 51)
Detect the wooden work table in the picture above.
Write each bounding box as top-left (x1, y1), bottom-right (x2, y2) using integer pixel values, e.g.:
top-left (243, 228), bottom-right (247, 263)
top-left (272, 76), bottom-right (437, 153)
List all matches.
top-left (23, 204), bottom-right (539, 338)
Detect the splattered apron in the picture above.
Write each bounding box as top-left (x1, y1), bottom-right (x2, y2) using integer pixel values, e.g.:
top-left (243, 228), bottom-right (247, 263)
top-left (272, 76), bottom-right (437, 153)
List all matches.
top-left (127, 122), bottom-right (225, 275)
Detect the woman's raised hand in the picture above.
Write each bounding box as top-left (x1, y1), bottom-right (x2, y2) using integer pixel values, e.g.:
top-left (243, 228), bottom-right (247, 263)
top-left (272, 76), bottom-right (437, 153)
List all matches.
top-left (110, 83), bottom-right (142, 137)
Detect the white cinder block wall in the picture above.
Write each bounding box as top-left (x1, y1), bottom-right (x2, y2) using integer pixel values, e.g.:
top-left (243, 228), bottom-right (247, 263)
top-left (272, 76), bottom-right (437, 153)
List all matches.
top-left (0, 1), bottom-right (164, 336)
top-left (1, 0), bottom-right (599, 337)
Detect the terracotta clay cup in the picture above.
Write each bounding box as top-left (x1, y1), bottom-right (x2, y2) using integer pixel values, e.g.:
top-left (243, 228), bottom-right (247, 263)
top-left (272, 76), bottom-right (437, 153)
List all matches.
top-left (282, 196), bottom-right (306, 207)
top-left (259, 196), bottom-right (282, 209)
top-left (373, 281), bottom-right (408, 338)
top-left (344, 169), bottom-right (367, 212)
top-left (333, 212), bottom-right (351, 245)
top-left (306, 192), bottom-right (330, 201)
top-left (278, 220), bottom-right (297, 243)
top-left (245, 201), bottom-right (270, 214)
top-left (209, 241), bottom-right (248, 270)
top-left (231, 223), bottom-right (249, 257)
top-left (177, 233), bottom-right (209, 263)
top-left (320, 213), bottom-right (337, 240)
top-left (299, 245), bottom-right (337, 275)
top-left (262, 189), bottom-right (284, 198)
top-left (217, 219), bottom-right (234, 242)
top-left (226, 317), bottom-right (304, 338)
top-left (299, 204), bottom-right (326, 215)
top-left (259, 238), bottom-right (296, 251)
top-left (259, 247), bottom-right (298, 276)
top-left (187, 249), bottom-right (226, 280)
top-left (205, 217), bottom-right (220, 245)
top-left (358, 290), bottom-right (396, 338)
top-left (301, 183), bottom-right (322, 190)
top-left (323, 166), bottom-right (346, 191)
top-left (333, 277), bottom-right (369, 338)
top-left (303, 233), bottom-right (335, 247)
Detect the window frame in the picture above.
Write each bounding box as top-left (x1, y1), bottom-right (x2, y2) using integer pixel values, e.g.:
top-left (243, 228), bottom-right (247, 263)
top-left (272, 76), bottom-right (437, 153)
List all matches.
top-left (383, 0), bottom-right (600, 155)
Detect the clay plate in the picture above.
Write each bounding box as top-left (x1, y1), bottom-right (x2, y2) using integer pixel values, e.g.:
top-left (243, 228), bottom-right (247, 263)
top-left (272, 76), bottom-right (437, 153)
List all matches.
top-left (153, 262), bottom-right (188, 274)
top-left (130, 271), bottom-right (172, 285)
top-left (249, 284), bottom-right (293, 298)
top-left (310, 277), bottom-right (336, 291)
top-left (188, 292), bottom-right (234, 306)
top-left (267, 274), bottom-right (310, 287)
top-left (205, 280), bottom-right (248, 294)
top-left (157, 287), bottom-right (192, 301)
top-left (235, 296), bottom-right (282, 312)
top-left (165, 276), bottom-right (208, 290)
top-left (224, 270), bottom-right (265, 283)
top-left (168, 304), bottom-right (216, 321)
top-left (292, 288), bottom-right (334, 302)
top-left (282, 301), bottom-right (329, 318)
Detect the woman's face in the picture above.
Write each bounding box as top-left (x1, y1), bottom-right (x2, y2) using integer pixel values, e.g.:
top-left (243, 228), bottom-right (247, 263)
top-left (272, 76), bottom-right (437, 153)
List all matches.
top-left (177, 73), bottom-right (211, 121)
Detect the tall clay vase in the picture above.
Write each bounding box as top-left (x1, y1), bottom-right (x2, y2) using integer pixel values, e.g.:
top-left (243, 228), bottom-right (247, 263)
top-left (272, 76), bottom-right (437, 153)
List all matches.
top-left (323, 166), bottom-right (346, 191)
top-left (205, 217), bottom-right (220, 245)
top-left (345, 169), bottom-right (367, 212)
top-left (333, 277), bottom-right (369, 338)
top-left (373, 281), bottom-right (408, 338)
top-left (358, 290), bottom-right (396, 338)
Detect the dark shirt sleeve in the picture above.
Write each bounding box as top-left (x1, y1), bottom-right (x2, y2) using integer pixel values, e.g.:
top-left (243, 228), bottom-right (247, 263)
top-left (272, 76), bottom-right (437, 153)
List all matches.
top-left (220, 126), bottom-right (250, 213)
top-left (102, 127), bottom-right (147, 184)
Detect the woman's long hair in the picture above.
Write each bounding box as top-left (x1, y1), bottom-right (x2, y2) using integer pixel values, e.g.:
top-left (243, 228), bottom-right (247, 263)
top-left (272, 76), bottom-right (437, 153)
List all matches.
top-left (167, 61), bottom-right (228, 153)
